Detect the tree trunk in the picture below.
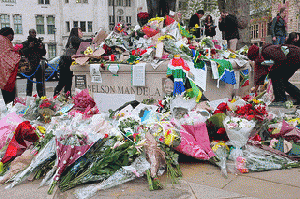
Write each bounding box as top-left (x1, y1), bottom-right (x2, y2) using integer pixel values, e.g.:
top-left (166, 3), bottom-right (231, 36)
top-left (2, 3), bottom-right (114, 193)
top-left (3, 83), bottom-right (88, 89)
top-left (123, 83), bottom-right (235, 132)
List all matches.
top-left (217, 0), bottom-right (251, 49)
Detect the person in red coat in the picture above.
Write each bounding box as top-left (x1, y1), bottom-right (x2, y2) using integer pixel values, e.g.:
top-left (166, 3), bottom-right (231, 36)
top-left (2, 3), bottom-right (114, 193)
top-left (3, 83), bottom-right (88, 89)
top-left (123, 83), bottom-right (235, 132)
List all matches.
top-left (0, 27), bottom-right (21, 104)
top-left (248, 44), bottom-right (300, 108)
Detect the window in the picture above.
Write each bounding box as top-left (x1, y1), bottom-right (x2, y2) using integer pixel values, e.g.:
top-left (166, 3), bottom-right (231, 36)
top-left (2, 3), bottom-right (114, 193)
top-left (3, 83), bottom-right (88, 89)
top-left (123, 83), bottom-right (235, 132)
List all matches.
top-left (1, 14), bottom-right (10, 28)
top-left (48, 43), bottom-right (56, 59)
top-left (108, 0), bottom-right (113, 6)
top-left (2, 0), bottom-right (16, 3)
top-left (109, 16), bottom-right (114, 24)
top-left (261, 23), bottom-right (264, 38)
top-left (47, 15), bottom-right (55, 34)
top-left (65, 0), bottom-right (69, 3)
top-left (73, 21), bottom-right (78, 28)
top-left (117, 16), bottom-right (123, 22)
top-left (13, 15), bottom-right (22, 34)
top-left (126, 16), bottom-right (131, 26)
top-left (66, 21), bottom-right (70, 32)
top-left (36, 15), bottom-right (45, 34)
top-left (80, 21), bottom-right (86, 32)
top-left (88, 21), bottom-right (92, 32)
top-left (38, 0), bottom-right (50, 4)
top-left (116, 0), bottom-right (123, 6)
top-left (252, 24), bottom-right (258, 39)
top-left (125, 0), bottom-right (131, 7)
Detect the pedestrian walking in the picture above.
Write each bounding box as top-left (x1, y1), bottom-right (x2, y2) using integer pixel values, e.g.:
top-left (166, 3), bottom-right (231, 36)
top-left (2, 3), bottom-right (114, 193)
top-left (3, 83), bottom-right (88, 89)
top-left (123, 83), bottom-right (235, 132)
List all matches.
top-left (271, 7), bottom-right (287, 45)
top-left (54, 27), bottom-right (91, 96)
top-left (218, 11), bottom-right (240, 51)
top-left (0, 27), bottom-right (21, 104)
top-left (21, 29), bottom-right (46, 97)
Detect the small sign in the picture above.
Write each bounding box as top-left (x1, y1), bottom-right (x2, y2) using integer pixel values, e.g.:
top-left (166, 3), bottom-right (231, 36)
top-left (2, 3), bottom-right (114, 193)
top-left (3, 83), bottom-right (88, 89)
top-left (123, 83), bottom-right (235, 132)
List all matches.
top-left (75, 75), bottom-right (87, 89)
top-left (90, 64), bottom-right (103, 83)
top-left (132, 63), bottom-right (146, 86)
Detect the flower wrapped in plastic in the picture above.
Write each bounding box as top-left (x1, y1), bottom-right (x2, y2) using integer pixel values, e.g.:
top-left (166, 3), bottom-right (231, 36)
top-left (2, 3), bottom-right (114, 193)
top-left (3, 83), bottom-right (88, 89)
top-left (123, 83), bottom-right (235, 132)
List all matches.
top-left (0, 121), bottom-right (39, 173)
top-left (6, 137), bottom-right (56, 188)
top-left (74, 156), bottom-right (150, 199)
top-left (47, 132), bottom-right (94, 194)
top-left (71, 89), bottom-right (98, 117)
top-left (223, 117), bottom-right (255, 160)
top-left (211, 141), bottom-right (229, 178)
top-left (243, 144), bottom-right (299, 172)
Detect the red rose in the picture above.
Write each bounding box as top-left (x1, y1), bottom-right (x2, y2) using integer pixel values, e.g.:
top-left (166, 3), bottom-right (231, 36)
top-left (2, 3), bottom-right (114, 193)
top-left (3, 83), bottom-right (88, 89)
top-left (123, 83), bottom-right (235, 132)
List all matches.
top-left (217, 102), bottom-right (229, 112)
top-left (213, 110), bottom-right (224, 114)
top-left (216, 128), bottom-right (226, 134)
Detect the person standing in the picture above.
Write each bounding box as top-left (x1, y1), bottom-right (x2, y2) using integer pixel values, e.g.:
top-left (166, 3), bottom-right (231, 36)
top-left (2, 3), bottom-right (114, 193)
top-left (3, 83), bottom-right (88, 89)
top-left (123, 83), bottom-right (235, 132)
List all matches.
top-left (0, 27), bottom-right (21, 104)
top-left (218, 11), bottom-right (240, 51)
top-left (188, 10), bottom-right (204, 38)
top-left (271, 7), bottom-right (287, 45)
top-left (54, 27), bottom-right (91, 96)
top-left (21, 29), bottom-right (46, 97)
top-left (204, 15), bottom-right (216, 38)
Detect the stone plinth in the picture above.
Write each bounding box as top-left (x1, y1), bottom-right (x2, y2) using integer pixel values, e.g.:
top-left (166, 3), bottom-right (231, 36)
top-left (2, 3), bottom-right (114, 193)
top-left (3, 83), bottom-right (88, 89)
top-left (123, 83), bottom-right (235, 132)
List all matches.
top-left (71, 61), bottom-right (254, 102)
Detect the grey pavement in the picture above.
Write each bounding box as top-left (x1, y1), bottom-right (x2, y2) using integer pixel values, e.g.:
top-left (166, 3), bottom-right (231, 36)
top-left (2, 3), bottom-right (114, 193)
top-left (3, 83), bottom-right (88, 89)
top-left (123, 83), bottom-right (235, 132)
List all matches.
top-left (1, 161), bottom-right (300, 199)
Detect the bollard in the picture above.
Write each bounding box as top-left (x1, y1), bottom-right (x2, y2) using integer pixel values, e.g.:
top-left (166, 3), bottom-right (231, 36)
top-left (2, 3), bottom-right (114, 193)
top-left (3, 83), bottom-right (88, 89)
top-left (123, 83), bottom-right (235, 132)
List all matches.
top-left (40, 59), bottom-right (46, 97)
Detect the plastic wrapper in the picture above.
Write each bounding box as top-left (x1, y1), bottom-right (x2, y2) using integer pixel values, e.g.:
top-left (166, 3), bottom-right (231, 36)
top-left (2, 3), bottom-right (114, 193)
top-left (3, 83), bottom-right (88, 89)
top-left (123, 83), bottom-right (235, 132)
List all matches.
top-left (74, 156), bottom-right (150, 199)
top-left (144, 131), bottom-right (165, 178)
top-left (211, 142), bottom-right (229, 178)
top-left (223, 117), bottom-right (255, 160)
top-left (0, 148), bottom-right (34, 184)
top-left (0, 112), bottom-right (22, 150)
top-left (174, 122), bottom-right (215, 160)
top-left (6, 138), bottom-right (56, 188)
top-left (243, 144), bottom-right (296, 172)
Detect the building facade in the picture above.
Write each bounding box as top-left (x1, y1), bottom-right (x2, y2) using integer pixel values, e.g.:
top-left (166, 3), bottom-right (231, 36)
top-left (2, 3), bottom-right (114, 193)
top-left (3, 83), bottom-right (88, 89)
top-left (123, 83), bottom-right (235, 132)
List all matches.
top-left (0, 0), bottom-right (142, 59)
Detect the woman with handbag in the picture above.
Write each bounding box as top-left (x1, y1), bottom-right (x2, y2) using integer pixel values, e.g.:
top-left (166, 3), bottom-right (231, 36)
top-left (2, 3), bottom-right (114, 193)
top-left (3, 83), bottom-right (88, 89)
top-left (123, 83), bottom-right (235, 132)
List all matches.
top-left (54, 27), bottom-right (90, 96)
top-left (0, 27), bottom-right (21, 104)
top-left (204, 15), bottom-right (216, 38)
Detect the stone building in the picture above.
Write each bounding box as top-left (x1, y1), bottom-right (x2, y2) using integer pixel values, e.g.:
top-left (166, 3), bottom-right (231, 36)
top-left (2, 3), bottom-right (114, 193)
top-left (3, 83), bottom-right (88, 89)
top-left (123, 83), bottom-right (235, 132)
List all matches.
top-left (0, 0), bottom-right (144, 59)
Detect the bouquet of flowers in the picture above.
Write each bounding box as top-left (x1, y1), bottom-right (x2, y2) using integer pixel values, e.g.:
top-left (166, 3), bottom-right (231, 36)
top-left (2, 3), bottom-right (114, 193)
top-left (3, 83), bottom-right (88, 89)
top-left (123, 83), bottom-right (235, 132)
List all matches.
top-left (223, 117), bottom-right (255, 160)
top-left (47, 132), bottom-right (94, 194)
top-left (37, 97), bottom-right (57, 123)
top-left (114, 22), bottom-right (128, 36)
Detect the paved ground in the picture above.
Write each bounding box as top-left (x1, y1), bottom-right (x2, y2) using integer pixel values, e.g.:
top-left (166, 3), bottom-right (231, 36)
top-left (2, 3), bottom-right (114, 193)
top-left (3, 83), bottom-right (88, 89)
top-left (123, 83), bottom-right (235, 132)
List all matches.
top-left (1, 158), bottom-right (300, 199)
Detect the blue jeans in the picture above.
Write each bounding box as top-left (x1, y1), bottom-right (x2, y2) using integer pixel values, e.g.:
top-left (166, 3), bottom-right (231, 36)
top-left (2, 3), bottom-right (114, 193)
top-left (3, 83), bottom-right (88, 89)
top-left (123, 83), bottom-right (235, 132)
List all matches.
top-left (272, 36), bottom-right (285, 44)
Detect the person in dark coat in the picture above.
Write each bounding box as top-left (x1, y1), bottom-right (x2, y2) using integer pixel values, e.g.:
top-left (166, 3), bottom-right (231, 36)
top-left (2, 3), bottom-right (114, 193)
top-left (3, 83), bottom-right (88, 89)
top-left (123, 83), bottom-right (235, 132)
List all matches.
top-left (271, 7), bottom-right (287, 45)
top-left (204, 15), bottom-right (216, 38)
top-left (248, 43), bottom-right (300, 108)
top-left (218, 11), bottom-right (240, 51)
top-left (285, 32), bottom-right (300, 47)
top-left (21, 29), bottom-right (46, 97)
top-left (54, 27), bottom-right (91, 96)
top-left (188, 10), bottom-right (204, 38)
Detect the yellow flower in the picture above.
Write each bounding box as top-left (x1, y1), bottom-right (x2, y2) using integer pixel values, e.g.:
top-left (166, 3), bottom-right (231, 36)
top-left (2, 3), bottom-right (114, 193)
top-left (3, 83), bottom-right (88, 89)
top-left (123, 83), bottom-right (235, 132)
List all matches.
top-left (37, 126), bottom-right (46, 134)
top-left (71, 61), bottom-right (78, 65)
top-left (84, 47), bottom-right (93, 55)
top-left (0, 162), bottom-right (3, 173)
top-left (165, 132), bottom-right (176, 146)
top-left (41, 96), bottom-right (47, 100)
top-left (230, 98), bottom-right (236, 103)
top-left (148, 17), bottom-right (164, 23)
top-left (212, 142), bottom-right (229, 152)
top-left (288, 118), bottom-right (300, 124)
top-left (195, 24), bottom-right (199, 28)
top-left (252, 99), bottom-right (260, 104)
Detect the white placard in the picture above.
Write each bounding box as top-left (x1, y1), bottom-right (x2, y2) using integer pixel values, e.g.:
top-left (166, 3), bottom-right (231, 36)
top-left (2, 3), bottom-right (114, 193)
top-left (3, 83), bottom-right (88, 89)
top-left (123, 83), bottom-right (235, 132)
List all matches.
top-left (132, 63), bottom-right (146, 86)
top-left (210, 60), bottom-right (219, 79)
top-left (94, 93), bottom-right (136, 112)
top-left (90, 64), bottom-right (102, 83)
